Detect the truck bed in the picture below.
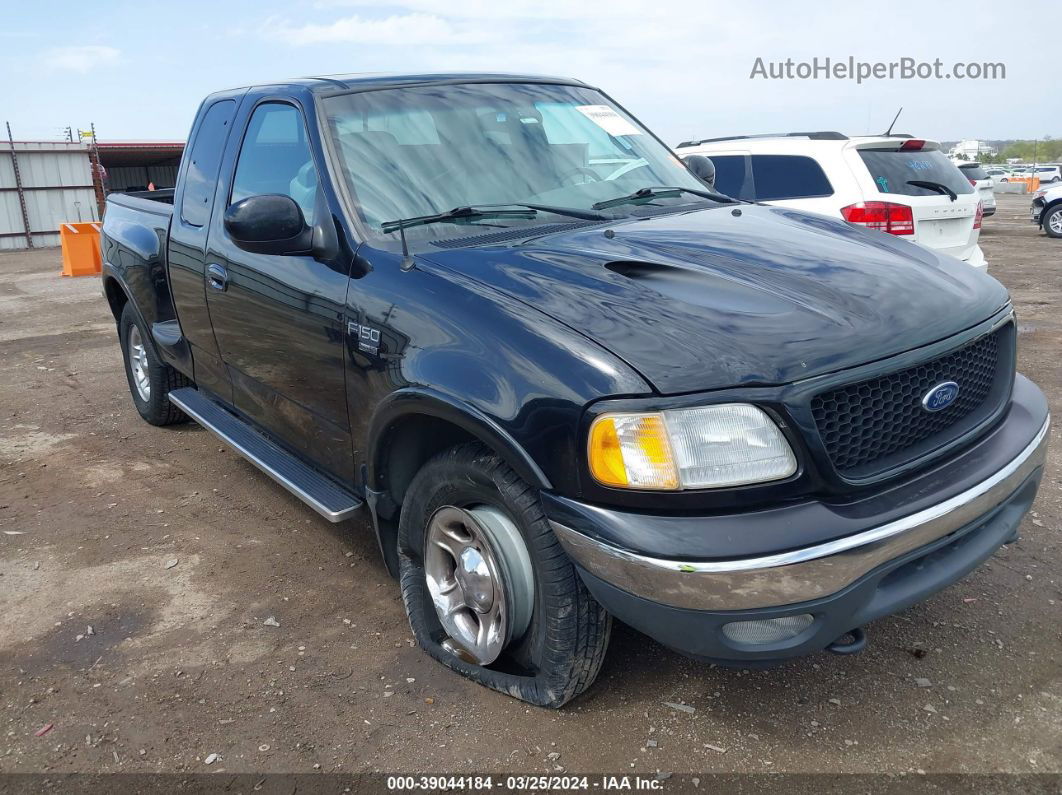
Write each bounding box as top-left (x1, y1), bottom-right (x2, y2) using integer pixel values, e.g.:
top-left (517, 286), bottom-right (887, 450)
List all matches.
top-left (107, 189), bottom-right (175, 216)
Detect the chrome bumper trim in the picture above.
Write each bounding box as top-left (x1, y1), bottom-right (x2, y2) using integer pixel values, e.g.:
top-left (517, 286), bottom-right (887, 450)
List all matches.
top-left (553, 417), bottom-right (1049, 611)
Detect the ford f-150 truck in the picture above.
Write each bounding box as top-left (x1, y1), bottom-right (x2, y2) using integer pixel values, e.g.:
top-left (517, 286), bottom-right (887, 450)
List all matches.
top-left (101, 73), bottom-right (1049, 708)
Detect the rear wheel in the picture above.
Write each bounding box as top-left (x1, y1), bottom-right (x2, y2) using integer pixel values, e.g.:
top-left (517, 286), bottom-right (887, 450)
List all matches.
top-left (119, 303), bottom-right (191, 425)
top-left (1043, 205), bottom-right (1062, 239)
top-left (398, 442), bottom-right (611, 707)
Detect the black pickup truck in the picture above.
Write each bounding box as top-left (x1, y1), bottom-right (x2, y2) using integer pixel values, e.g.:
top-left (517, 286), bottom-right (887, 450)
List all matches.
top-left (101, 73), bottom-right (1049, 707)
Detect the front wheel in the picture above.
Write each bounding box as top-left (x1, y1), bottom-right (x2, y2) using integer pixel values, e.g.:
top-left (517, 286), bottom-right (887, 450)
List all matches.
top-left (1043, 204), bottom-right (1062, 239)
top-left (119, 303), bottom-right (191, 425)
top-left (398, 443), bottom-right (611, 708)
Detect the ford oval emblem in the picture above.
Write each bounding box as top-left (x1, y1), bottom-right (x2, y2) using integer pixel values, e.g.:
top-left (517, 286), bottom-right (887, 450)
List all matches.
top-left (922, 381), bottom-right (959, 412)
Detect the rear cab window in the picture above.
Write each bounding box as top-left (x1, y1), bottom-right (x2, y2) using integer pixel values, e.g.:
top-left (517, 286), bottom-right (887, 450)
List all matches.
top-left (857, 147), bottom-right (974, 198)
top-left (180, 99), bottom-right (237, 227)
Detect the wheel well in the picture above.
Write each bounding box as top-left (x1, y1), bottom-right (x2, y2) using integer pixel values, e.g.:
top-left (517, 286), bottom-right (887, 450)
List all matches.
top-left (378, 415), bottom-right (478, 509)
top-left (103, 277), bottom-right (128, 322)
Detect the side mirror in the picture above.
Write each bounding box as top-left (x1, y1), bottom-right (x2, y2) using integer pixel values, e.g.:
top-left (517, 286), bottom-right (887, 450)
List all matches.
top-left (683, 155), bottom-right (716, 190)
top-left (224, 194), bottom-right (312, 256)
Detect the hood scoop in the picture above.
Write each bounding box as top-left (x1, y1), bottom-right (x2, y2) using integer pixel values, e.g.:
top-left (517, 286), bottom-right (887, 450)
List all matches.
top-left (604, 260), bottom-right (806, 316)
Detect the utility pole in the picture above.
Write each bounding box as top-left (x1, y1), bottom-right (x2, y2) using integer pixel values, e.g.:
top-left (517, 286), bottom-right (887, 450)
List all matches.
top-left (87, 122), bottom-right (105, 220)
top-left (5, 122), bottom-right (34, 249)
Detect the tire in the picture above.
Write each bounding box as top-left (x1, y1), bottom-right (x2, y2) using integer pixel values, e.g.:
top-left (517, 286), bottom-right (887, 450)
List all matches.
top-left (1043, 205), bottom-right (1062, 239)
top-left (118, 303), bottom-right (191, 426)
top-left (398, 442), bottom-right (611, 708)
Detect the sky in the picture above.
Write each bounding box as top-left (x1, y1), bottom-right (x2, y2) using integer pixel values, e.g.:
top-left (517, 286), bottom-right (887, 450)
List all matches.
top-left (1, 0), bottom-right (1058, 145)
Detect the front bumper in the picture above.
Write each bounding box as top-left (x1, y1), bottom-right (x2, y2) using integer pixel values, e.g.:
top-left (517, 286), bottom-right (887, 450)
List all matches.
top-left (549, 376), bottom-right (1049, 662)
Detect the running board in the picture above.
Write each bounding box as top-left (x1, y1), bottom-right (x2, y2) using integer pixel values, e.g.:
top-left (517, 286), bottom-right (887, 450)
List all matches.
top-left (167, 388), bottom-right (363, 523)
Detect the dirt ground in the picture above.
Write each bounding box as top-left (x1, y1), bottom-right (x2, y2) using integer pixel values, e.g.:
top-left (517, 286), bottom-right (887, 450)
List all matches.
top-left (1, 192), bottom-right (1060, 777)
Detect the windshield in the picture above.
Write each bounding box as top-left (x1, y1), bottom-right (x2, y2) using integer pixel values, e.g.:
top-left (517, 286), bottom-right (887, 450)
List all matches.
top-left (321, 82), bottom-right (714, 245)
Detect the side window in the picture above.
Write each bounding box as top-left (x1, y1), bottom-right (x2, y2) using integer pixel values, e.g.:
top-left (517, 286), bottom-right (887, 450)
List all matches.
top-left (750, 155), bottom-right (833, 201)
top-left (704, 154), bottom-right (749, 199)
top-left (231, 103), bottom-right (318, 226)
top-left (181, 99), bottom-right (237, 227)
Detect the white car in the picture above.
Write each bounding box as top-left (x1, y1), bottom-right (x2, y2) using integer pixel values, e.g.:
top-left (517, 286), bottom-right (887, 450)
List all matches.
top-left (956, 162), bottom-right (997, 216)
top-left (1024, 165), bottom-right (1062, 184)
top-left (675, 132), bottom-right (987, 270)
top-left (985, 166), bottom-right (1015, 182)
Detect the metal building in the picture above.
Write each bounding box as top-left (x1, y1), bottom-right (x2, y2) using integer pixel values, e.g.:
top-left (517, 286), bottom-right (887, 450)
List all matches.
top-left (96, 141), bottom-right (184, 192)
top-left (1, 139), bottom-right (98, 250)
top-left (1, 135), bottom-right (184, 249)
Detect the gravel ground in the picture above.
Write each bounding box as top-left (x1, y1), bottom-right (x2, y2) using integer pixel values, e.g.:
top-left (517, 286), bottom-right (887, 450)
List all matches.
top-left (0, 192), bottom-right (1060, 777)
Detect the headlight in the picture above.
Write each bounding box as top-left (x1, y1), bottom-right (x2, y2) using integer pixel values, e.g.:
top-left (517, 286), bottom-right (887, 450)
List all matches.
top-left (588, 404), bottom-right (797, 490)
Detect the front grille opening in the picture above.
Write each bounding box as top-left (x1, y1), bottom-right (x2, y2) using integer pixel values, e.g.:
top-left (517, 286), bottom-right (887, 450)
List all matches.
top-left (811, 325), bottom-right (1013, 478)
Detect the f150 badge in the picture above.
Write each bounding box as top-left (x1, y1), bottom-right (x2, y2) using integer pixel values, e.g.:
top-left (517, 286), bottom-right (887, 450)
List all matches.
top-left (922, 381), bottom-right (959, 412)
top-left (348, 321), bottom-right (380, 354)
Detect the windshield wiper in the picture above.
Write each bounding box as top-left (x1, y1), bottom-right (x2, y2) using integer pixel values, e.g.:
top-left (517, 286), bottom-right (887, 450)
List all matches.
top-left (592, 185), bottom-right (736, 211)
top-left (380, 203), bottom-right (607, 268)
top-left (503, 203), bottom-right (608, 221)
top-left (380, 205), bottom-right (538, 235)
top-left (906, 180), bottom-right (958, 202)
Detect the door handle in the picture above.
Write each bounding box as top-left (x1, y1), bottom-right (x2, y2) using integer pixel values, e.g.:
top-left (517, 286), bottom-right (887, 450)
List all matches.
top-left (206, 263), bottom-right (228, 292)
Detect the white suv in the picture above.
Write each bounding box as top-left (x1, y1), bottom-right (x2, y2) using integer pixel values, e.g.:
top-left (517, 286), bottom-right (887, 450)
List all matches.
top-left (675, 133), bottom-right (986, 270)
top-left (1024, 165), bottom-right (1062, 184)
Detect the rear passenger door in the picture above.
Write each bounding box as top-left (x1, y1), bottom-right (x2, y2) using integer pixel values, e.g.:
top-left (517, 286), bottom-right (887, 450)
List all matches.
top-left (203, 99), bottom-right (355, 482)
top-left (167, 96), bottom-right (240, 402)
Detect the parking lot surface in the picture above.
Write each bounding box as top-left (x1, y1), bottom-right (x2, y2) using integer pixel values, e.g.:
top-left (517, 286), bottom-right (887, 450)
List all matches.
top-left (1, 193), bottom-right (1060, 775)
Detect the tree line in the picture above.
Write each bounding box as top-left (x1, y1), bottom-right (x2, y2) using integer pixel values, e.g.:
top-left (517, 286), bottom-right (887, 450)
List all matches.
top-left (962, 138), bottom-right (1062, 164)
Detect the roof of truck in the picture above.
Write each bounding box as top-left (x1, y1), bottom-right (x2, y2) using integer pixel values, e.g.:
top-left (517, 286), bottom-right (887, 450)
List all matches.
top-left (225, 72), bottom-right (590, 95)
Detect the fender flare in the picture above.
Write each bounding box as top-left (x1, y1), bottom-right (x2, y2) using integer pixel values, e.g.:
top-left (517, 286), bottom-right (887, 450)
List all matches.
top-left (364, 388), bottom-right (554, 578)
top-left (366, 387), bottom-right (552, 494)
top-left (102, 270), bottom-right (162, 359)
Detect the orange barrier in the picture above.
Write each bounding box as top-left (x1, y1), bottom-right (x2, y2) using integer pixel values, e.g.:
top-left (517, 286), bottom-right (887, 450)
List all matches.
top-left (60, 222), bottom-right (102, 277)
top-left (1004, 175), bottom-right (1040, 193)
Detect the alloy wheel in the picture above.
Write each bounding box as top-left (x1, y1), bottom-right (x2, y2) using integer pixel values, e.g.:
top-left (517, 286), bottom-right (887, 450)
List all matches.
top-left (424, 504), bottom-right (534, 665)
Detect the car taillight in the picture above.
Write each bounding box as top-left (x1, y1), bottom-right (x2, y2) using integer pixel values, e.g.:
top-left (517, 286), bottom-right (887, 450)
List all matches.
top-left (974, 201), bottom-right (984, 230)
top-left (900, 139), bottom-right (926, 151)
top-left (969, 178), bottom-right (978, 187)
top-left (840, 202), bottom-right (915, 235)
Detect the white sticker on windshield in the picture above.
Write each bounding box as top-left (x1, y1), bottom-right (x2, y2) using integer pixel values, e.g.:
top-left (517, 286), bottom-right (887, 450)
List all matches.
top-left (575, 105), bottom-right (643, 137)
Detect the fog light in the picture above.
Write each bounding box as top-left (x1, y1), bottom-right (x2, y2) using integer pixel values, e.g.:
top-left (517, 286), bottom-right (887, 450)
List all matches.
top-left (721, 614), bottom-right (814, 645)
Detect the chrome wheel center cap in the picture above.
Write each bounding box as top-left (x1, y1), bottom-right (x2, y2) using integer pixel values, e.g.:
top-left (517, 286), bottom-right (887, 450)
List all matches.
top-left (456, 546), bottom-right (494, 612)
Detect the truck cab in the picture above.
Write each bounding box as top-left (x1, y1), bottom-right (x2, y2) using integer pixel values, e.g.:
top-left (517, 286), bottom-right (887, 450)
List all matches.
top-left (101, 74), bottom-right (1048, 707)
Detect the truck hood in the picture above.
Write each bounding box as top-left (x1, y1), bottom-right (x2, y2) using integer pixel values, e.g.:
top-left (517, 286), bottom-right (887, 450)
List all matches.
top-left (421, 204), bottom-right (1009, 394)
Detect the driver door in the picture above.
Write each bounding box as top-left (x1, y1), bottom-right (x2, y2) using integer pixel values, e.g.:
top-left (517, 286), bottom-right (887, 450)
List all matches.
top-left (203, 99), bottom-right (354, 481)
